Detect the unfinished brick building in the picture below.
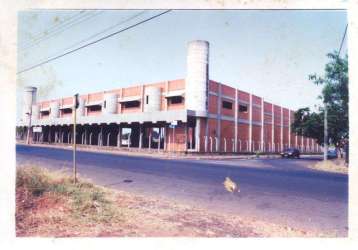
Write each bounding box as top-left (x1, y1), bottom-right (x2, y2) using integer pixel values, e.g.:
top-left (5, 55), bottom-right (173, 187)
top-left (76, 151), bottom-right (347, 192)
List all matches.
top-left (17, 40), bottom-right (320, 153)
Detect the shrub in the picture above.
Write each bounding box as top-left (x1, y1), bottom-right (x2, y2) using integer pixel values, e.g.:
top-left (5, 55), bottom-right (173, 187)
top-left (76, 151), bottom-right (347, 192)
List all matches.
top-left (16, 167), bottom-right (51, 196)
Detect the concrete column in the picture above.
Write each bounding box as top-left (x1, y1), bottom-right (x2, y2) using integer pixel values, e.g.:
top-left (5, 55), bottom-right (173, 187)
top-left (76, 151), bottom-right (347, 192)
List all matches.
top-left (158, 127), bottom-right (161, 152)
top-left (107, 132), bottom-right (111, 146)
top-left (100, 126), bottom-right (103, 146)
top-left (172, 127), bottom-right (175, 152)
top-left (271, 104), bottom-right (275, 152)
top-left (249, 94), bottom-right (253, 152)
top-left (149, 134), bottom-right (152, 150)
top-left (117, 131), bottom-right (120, 147)
top-left (118, 125), bottom-right (122, 147)
top-left (261, 98), bottom-right (264, 152)
top-left (195, 118), bottom-right (201, 152)
top-left (163, 126), bottom-right (167, 151)
top-left (184, 123), bottom-right (188, 151)
top-left (139, 124), bottom-right (143, 149)
top-left (301, 135), bottom-right (304, 152)
top-left (234, 90), bottom-right (238, 153)
top-left (48, 127), bottom-right (51, 143)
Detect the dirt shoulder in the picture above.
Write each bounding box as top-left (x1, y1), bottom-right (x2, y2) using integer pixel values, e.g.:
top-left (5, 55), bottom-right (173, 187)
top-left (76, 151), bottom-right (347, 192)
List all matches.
top-left (307, 159), bottom-right (348, 175)
top-left (16, 165), bottom-right (335, 237)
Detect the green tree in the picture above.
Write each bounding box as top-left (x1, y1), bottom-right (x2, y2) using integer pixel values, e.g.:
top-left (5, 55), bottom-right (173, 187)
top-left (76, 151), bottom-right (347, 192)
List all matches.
top-left (292, 51), bottom-right (348, 145)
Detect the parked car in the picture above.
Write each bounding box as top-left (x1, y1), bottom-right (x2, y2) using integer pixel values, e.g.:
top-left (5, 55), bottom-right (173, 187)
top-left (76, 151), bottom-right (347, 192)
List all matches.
top-left (327, 149), bottom-right (338, 159)
top-left (280, 148), bottom-right (300, 158)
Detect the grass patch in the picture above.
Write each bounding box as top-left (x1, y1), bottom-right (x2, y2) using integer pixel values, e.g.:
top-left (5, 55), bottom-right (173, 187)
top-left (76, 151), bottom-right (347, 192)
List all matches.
top-left (308, 159), bottom-right (348, 174)
top-left (16, 166), bottom-right (124, 236)
top-left (16, 165), bottom-right (339, 237)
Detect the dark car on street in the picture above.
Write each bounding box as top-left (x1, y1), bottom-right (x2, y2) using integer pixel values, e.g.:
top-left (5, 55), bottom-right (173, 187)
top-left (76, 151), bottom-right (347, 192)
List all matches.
top-left (327, 149), bottom-right (338, 159)
top-left (280, 148), bottom-right (300, 158)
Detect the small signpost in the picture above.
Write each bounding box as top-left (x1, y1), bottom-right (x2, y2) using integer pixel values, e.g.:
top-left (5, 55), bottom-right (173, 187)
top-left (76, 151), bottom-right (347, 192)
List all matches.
top-left (169, 121), bottom-right (178, 152)
top-left (33, 126), bottom-right (42, 133)
top-left (169, 120), bottom-right (177, 128)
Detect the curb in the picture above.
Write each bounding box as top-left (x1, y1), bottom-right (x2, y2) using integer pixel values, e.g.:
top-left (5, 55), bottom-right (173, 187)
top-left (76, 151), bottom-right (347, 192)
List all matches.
top-left (16, 141), bottom-right (321, 161)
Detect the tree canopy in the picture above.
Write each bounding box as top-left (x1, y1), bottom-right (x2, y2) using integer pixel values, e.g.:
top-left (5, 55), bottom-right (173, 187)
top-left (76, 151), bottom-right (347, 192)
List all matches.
top-left (291, 51), bottom-right (348, 145)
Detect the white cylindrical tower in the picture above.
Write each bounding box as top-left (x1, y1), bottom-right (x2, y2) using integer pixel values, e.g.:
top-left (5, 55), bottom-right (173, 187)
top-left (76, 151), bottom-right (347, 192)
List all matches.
top-left (32, 104), bottom-right (40, 120)
top-left (144, 86), bottom-right (161, 112)
top-left (103, 93), bottom-right (117, 114)
top-left (22, 86), bottom-right (37, 123)
top-left (185, 40), bottom-right (209, 115)
top-left (50, 101), bottom-right (60, 119)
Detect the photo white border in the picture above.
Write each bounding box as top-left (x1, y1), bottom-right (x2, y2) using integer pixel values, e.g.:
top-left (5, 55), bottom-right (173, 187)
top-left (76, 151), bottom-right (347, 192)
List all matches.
top-left (1, 0), bottom-right (357, 249)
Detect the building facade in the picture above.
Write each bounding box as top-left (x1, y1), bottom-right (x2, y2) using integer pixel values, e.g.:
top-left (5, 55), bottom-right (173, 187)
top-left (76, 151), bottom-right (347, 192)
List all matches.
top-left (17, 40), bottom-right (320, 153)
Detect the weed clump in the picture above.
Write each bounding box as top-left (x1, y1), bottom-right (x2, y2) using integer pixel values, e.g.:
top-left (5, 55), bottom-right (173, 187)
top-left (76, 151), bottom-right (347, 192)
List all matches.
top-left (16, 166), bottom-right (123, 236)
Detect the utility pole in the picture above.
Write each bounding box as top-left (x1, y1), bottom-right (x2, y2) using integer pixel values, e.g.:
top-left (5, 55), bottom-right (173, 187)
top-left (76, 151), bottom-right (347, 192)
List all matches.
top-left (73, 94), bottom-right (79, 183)
top-left (323, 102), bottom-right (328, 161)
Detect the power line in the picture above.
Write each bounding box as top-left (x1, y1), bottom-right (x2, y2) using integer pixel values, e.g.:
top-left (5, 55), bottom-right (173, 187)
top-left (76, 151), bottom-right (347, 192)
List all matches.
top-left (17, 10), bottom-right (171, 75)
top-left (338, 24), bottom-right (348, 57)
top-left (19, 11), bottom-right (104, 52)
top-left (25, 11), bottom-right (147, 67)
top-left (19, 10), bottom-right (89, 49)
top-left (19, 11), bottom-right (103, 52)
top-left (60, 11), bottom-right (146, 52)
top-left (18, 10), bottom-right (87, 49)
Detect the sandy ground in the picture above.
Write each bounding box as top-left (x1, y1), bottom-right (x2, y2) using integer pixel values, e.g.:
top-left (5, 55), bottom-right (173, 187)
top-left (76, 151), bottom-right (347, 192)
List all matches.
top-left (16, 182), bottom-right (334, 237)
top-left (307, 159), bottom-right (348, 174)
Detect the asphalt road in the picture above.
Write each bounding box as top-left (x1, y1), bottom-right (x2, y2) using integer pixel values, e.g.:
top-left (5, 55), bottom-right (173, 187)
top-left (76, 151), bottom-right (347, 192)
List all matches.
top-left (16, 144), bottom-right (348, 236)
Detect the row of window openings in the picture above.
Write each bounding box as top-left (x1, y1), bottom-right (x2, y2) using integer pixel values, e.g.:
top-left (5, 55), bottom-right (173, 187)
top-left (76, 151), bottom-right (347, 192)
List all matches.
top-left (40, 108), bottom-right (72, 116)
top-left (40, 96), bottom-right (184, 116)
top-left (222, 101), bottom-right (248, 113)
top-left (146, 95), bottom-right (183, 105)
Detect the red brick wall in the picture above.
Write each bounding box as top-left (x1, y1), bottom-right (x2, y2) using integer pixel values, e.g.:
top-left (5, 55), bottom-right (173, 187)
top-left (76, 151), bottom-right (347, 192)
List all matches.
top-left (220, 120), bottom-right (235, 152)
top-left (221, 98), bottom-right (234, 117)
top-left (209, 80), bottom-right (219, 93)
top-left (221, 84), bottom-right (235, 98)
top-left (238, 123), bottom-right (249, 151)
top-left (33, 79), bottom-right (320, 153)
top-left (252, 125), bottom-right (261, 151)
top-left (208, 95), bottom-right (218, 114)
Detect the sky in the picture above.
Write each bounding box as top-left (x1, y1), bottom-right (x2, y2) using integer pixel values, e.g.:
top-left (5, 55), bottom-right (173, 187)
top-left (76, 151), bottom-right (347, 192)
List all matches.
top-left (16, 9), bottom-right (348, 119)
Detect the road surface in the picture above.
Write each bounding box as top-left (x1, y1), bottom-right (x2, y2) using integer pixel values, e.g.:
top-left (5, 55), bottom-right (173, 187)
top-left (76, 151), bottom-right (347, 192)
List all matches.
top-left (16, 144), bottom-right (348, 236)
